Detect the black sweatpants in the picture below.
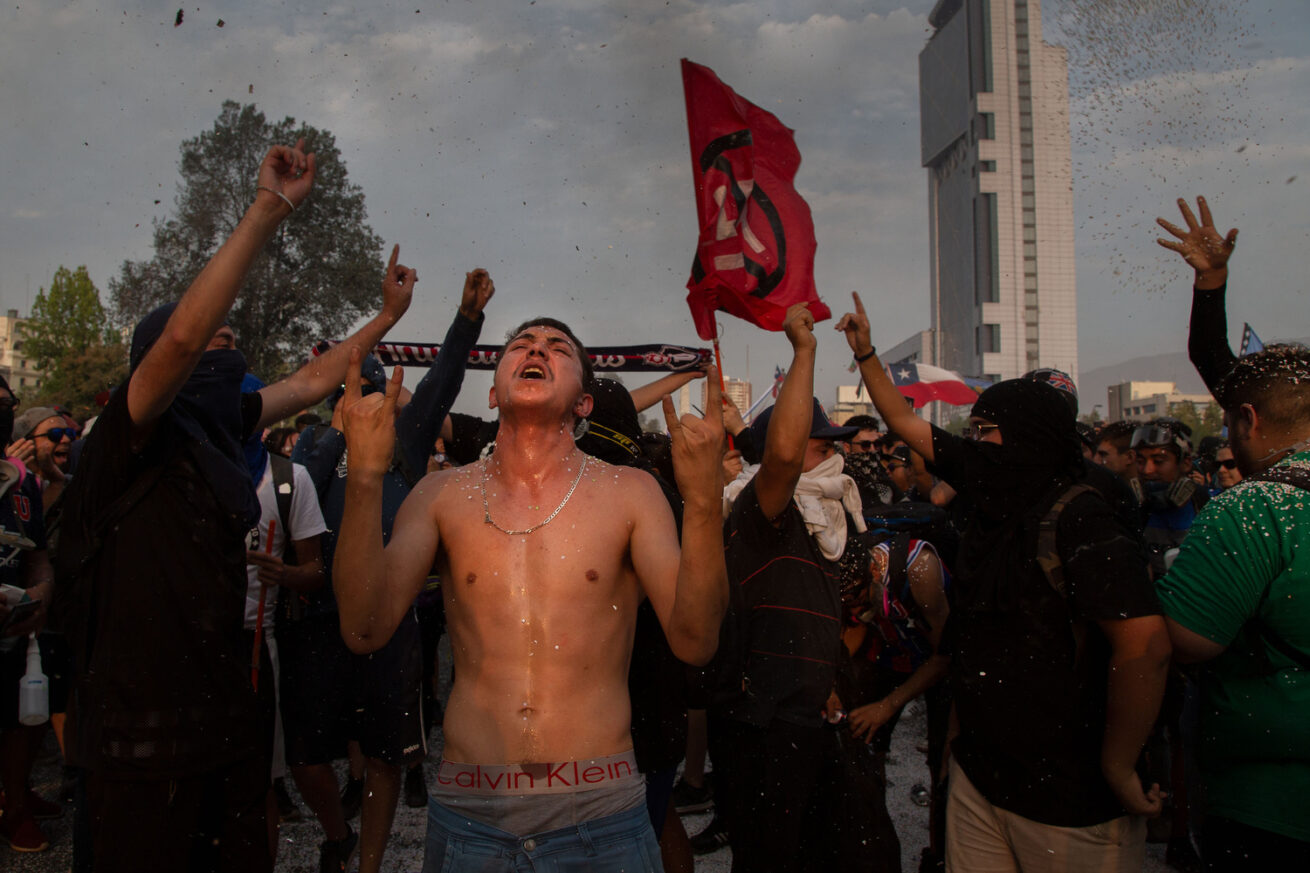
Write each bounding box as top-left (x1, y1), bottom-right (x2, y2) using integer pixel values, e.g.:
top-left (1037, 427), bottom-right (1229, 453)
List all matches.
top-left (707, 714), bottom-right (823, 873)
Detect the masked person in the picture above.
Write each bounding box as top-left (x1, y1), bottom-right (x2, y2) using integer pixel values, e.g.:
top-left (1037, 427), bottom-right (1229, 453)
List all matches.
top-left (1132, 418), bottom-right (1207, 578)
top-left (838, 292), bottom-right (1171, 873)
top-left (50, 141), bottom-right (415, 873)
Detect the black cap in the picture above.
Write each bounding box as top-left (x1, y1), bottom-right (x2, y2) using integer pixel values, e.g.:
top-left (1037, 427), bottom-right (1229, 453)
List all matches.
top-left (749, 397), bottom-right (859, 447)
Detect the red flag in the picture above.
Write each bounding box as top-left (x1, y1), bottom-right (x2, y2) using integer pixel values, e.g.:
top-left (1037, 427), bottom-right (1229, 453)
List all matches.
top-left (682, 59), bottom-right (826, 341)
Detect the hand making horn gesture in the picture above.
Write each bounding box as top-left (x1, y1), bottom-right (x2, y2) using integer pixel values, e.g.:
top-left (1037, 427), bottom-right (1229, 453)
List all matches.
top-left (662, 365), bottom-right (726, 508)
top-left (340, 346), bottom-right (404, 477)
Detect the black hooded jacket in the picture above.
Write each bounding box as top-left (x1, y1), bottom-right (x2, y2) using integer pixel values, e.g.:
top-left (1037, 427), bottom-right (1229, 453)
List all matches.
top-left (927, 380), bottom-right (1159, 827)
top-left (53, 304), bottom-right (265, 776)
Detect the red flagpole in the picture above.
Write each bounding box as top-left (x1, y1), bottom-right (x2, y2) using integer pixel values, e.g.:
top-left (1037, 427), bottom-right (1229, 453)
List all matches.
top-left (711, 331), bottom-right (734, 450)
top-left (251, 519), bottom-right (275, 691)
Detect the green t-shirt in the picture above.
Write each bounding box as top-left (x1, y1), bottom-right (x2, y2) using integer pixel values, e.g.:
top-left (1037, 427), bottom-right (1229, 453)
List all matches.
top-left (1157, 451), bottom-right (1310, 841)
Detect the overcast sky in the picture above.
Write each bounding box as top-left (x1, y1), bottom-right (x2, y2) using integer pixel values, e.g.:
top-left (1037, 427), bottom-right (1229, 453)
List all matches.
top-left (2, 0), bottom-right (1306, 416)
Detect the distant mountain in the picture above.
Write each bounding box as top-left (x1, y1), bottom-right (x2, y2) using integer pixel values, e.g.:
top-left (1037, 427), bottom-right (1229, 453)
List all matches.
top-left (1079, 338), bottom-right (1310, 418)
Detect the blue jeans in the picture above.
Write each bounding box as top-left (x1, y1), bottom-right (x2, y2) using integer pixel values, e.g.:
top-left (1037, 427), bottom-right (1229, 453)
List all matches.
top-left (423, 798), bottom-right (661, 872)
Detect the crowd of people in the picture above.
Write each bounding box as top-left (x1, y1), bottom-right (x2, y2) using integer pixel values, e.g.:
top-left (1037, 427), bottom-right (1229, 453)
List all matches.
top-left (0, 142), bottom-right (1304, 873)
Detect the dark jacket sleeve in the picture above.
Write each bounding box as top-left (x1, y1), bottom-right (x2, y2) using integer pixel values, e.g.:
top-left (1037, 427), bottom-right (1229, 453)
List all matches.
top-left (1188, 282), bottom-right (1237, 403)
top-left (395, 311), bottom-right (484, 485)
top-left (290, 425), bottom-right (345, 502)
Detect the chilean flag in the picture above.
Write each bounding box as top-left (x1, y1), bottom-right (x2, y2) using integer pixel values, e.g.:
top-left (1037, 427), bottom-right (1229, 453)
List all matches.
top-left (682, 59), bottom-right (826, 341)
top-left (888, 362), bottom-right (983, 408)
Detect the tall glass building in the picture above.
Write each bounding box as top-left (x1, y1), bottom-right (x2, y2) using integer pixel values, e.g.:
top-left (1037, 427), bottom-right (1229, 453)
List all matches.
top-left (919, 0), bottom-right (1077, 385)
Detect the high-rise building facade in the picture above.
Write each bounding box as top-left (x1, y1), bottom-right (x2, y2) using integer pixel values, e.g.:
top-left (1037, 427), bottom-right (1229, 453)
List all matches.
top-left (704, 377), bottom-right (752, 420)
top-left (919, 0), bottom-right (1077, 386)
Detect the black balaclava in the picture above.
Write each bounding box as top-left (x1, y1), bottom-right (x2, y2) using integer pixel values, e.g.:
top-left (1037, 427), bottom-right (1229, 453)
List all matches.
top-left (130, 303), bottom-right (261, 528)
top-left (953, 379), bottom-right (1084, 613)
top-left (0, 375), bottom-right (14, 447)
top-left (965, 379), bottom-right (1083, 523)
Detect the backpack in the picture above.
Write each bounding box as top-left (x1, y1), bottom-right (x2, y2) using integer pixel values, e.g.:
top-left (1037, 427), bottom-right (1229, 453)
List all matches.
top-left (266, 453), bottom-right (308, 624)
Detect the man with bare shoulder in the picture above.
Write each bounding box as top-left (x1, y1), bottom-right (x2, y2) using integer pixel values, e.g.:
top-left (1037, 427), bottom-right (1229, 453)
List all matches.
top-left (333, 317), bottom-right (728, 872)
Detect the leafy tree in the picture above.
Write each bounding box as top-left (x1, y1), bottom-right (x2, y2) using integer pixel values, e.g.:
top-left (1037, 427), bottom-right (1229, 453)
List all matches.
top-left (31, 342), bottom-right (129, 422)
top-left (110, 101), bottom-right (386, 380)
top-left (1169, 399), bottom-right (1225, 446)
top-left (19, 266), bottom-right (110, 372)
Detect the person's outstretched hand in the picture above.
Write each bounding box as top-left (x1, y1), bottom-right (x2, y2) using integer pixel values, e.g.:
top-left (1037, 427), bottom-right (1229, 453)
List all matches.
top-left (1156, 196), bottom-right (1237, 290)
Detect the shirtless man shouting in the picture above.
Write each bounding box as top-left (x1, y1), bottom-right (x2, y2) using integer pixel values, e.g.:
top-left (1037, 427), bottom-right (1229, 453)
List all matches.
top-left (333, 317), bottom-right (728, 871)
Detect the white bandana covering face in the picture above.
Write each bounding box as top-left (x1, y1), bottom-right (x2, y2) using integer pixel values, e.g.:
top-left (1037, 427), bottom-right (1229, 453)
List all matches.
top-left (723, 453), bottom-right (866, 561)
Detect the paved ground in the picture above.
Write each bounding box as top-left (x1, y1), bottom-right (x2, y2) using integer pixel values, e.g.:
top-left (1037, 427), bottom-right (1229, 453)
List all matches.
top-left (7, 656), bottom-right (1174, 871)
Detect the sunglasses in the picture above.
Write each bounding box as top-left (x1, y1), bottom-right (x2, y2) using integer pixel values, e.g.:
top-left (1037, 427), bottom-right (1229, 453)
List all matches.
top-left (35, 427), bottom-right (78, 442)
top-left (1217, 458), bottom-right (1238, 470)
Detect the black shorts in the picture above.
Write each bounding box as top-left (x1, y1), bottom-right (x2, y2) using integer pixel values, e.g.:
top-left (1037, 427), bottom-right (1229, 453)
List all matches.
top-left (278, 609), bottom-right (425, 768)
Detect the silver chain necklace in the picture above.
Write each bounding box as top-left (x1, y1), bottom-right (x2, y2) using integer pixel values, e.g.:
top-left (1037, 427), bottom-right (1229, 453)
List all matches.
top-left (480, 454), bottom-right (589, 536)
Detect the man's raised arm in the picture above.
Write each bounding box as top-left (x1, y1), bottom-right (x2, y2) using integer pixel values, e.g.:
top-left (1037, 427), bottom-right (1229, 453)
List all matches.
top-left (333, 349), bottom-right (440, 652)
top-left (630, 367), bottom-right (706, 415)
top-left (395, 268), bottom-right (494, 483)
top-left (836, 292), bottom-right (933, 462)
top-left (256, 244), bottom-right (416, 430)
top-left (1156, 195), bottom-right (1240, 401)
top-left (753, 304), bottom-right (818, 520)
top-left (128, 141), bottom-right (315, 435)
top-left (650, 367), bottom-right (729, 666)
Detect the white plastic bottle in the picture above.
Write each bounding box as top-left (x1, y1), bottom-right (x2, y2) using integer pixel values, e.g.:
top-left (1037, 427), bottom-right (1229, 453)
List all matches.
top-left (18, 633), bottom-right (48, 726)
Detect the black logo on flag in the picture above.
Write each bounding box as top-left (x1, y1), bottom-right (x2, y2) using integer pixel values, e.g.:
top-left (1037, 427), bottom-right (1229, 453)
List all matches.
top-left (690, 129), bottom-right (789, 299)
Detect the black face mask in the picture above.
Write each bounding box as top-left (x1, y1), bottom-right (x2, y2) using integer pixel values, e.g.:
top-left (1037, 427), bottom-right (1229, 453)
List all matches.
top-left (130, 305), bottom-right (261, 528)
top-left (0, 405), bottom-right (13, 449)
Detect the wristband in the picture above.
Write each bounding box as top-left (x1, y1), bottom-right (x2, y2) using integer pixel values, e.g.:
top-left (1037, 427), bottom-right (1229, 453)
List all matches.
top-left (854, 347), bottom-right (877, 364)
top-left (256, 185), bottom-right (296, 214)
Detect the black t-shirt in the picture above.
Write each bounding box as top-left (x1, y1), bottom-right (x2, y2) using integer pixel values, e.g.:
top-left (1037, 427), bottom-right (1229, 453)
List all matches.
top-left (55, 385), bottom-right (263, 777)
top-left (931, 427), bottom-right (1160, 827)
top-left (712, 477), bottom-right (842, 728)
